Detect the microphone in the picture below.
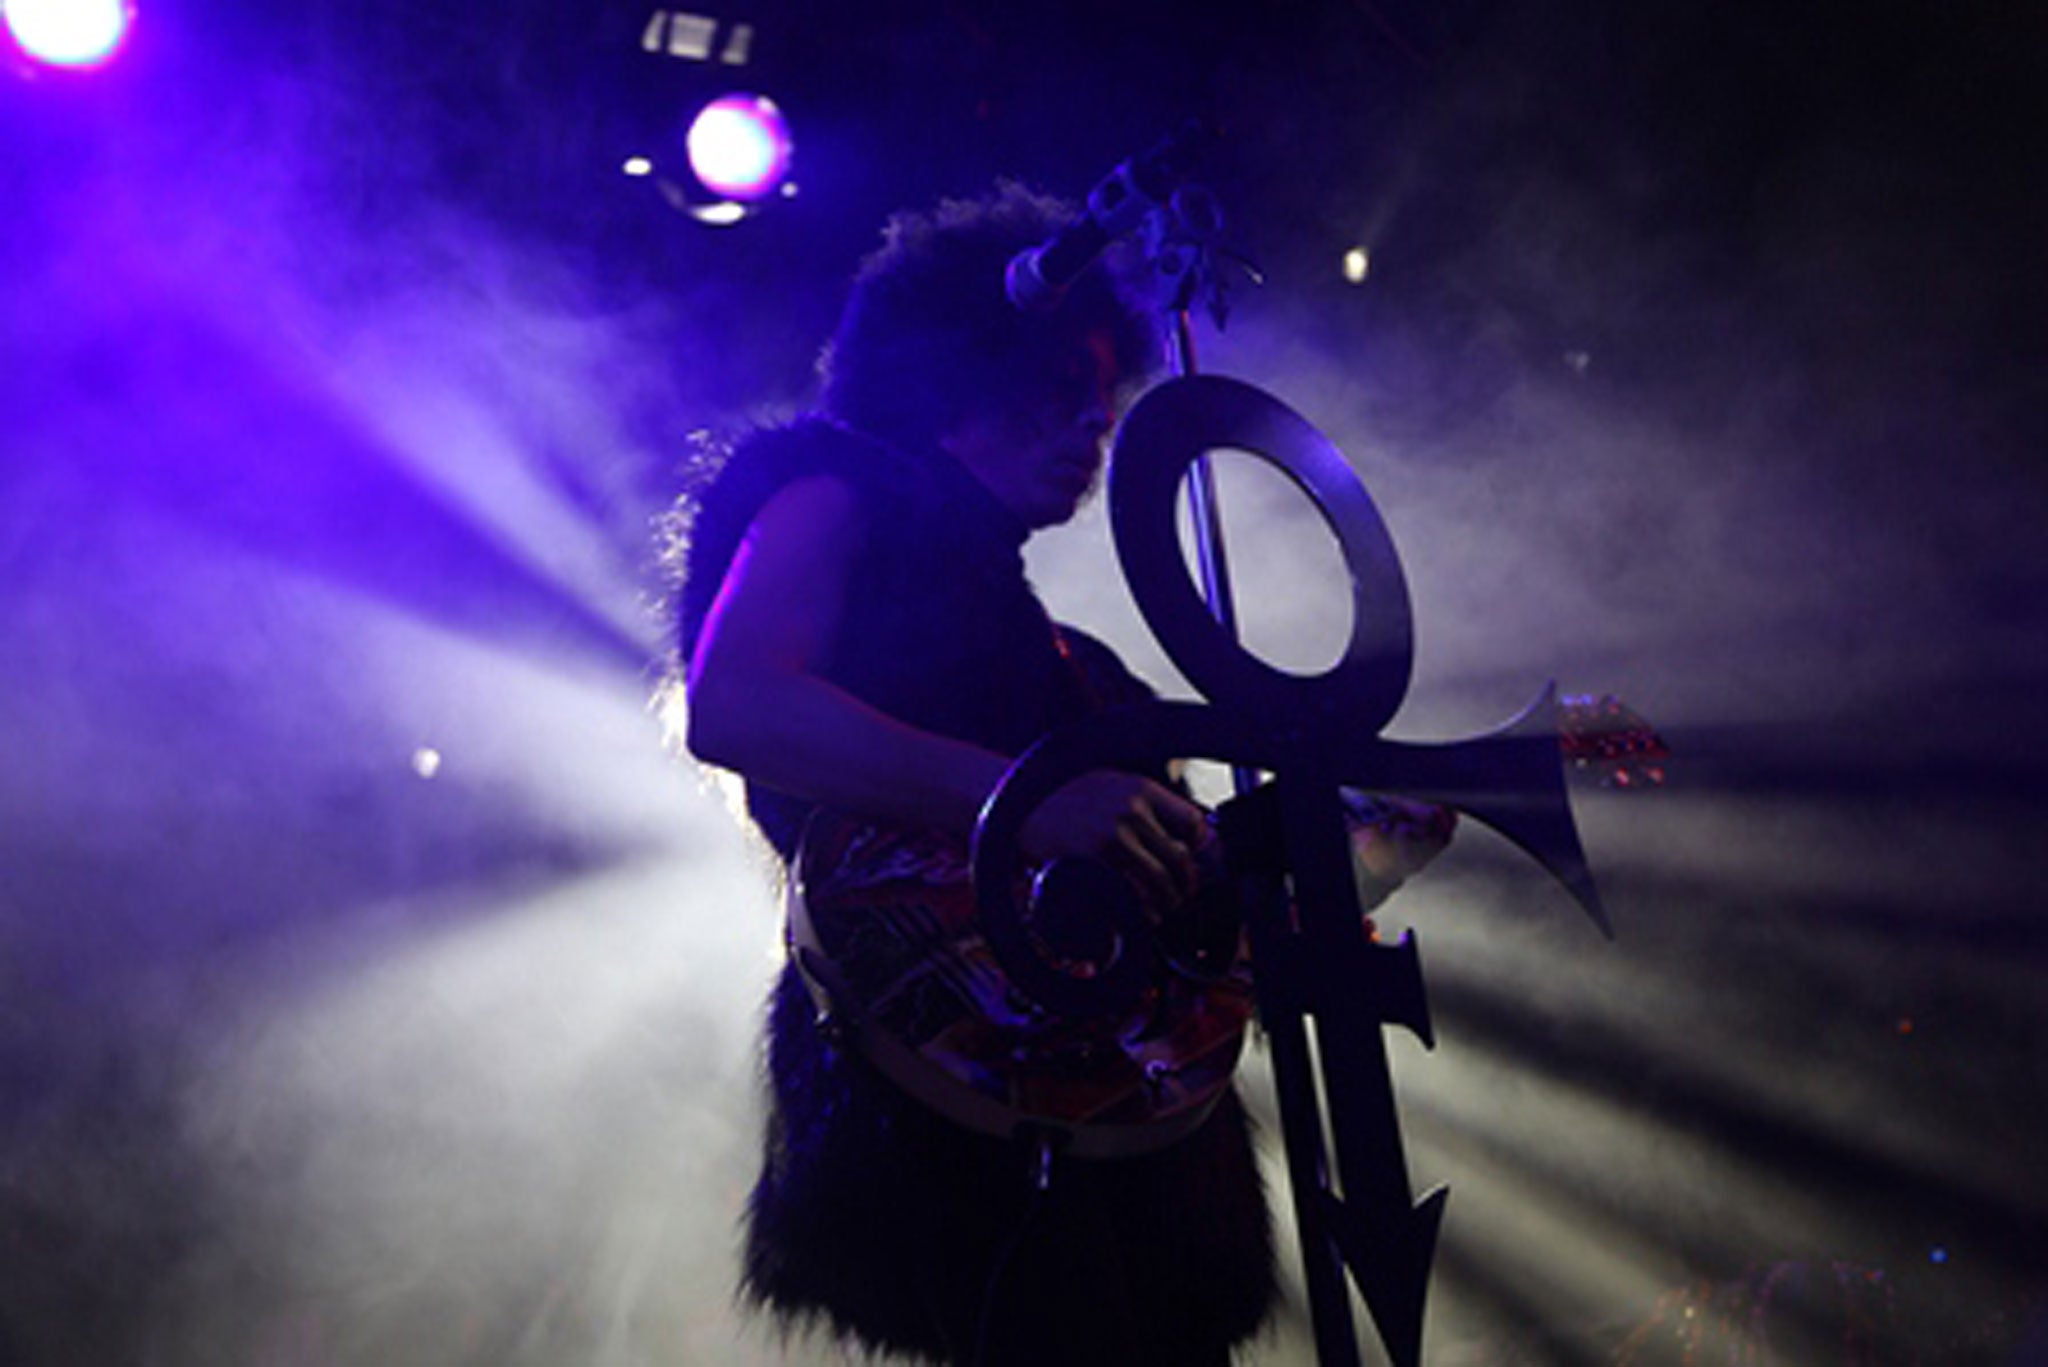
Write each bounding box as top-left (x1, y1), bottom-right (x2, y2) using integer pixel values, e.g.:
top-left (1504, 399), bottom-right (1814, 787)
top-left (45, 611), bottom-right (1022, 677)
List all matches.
top-left (1005, 121), bottom-right (1215, 311)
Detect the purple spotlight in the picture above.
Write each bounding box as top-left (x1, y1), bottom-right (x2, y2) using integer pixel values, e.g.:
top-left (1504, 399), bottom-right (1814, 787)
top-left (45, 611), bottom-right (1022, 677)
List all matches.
top-left (5, 0), bottom-right (130, 68)
top-left (684, 94), bottom-right (793, 202)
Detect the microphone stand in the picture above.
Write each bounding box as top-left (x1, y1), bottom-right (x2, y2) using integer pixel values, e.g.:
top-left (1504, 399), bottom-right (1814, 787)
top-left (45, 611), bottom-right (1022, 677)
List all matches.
top-left (1152, 200), bottom-right (1372, 1367)
top-left (977, 166), bottom-right (1608, 1367)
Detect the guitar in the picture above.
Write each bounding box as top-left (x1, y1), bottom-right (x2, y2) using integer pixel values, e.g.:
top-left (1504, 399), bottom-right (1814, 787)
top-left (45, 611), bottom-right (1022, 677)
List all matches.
top-left (788, 694), bottom-right (1664, 1157)
top-left (1557, 692), bottom-right (1669, 789)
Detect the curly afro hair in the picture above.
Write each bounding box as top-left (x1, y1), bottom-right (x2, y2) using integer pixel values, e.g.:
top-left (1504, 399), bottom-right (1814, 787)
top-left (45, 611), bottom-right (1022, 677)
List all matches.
top-left (818, 181), bottom-right (1165, 451)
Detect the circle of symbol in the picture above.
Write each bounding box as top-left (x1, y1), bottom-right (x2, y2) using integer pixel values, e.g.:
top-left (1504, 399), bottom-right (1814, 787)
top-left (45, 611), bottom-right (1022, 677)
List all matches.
top-left (1109, 374), bottom-right (1416, 735)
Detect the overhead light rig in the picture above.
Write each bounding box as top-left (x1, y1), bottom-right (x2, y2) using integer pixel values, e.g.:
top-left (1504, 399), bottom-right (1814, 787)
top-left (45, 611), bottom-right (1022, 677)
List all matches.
top-left (622, 8), bottom-right (793, 226)
top-left (5, 0), bottom-right (133, 72)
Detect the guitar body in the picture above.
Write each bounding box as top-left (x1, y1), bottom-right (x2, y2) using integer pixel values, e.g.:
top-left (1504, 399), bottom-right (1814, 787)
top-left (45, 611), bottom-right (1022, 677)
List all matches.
top-left (788, 813), bottom-right (1254, 1158)
top-left (784, 702), bottom-right (1657, 1159)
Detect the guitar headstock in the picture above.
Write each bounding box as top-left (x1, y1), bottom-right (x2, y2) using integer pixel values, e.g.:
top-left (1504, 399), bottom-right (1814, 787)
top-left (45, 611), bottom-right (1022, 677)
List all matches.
top-left (1558, 693), bottom-right (1670, 790)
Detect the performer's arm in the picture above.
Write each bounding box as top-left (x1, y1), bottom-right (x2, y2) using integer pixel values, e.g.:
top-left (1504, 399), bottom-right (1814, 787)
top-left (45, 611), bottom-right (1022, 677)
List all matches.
top-left (686, 476), bottom-right (1202, 903)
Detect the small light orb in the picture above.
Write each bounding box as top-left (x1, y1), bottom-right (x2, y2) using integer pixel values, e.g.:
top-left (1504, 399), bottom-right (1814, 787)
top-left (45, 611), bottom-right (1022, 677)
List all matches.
top-left (685, 93), bottom-right (792, 202)
top-left (1342, 246), bottom-right (1371, 285)
top-left (6, 0), bottom-right (130, 68)
top-left (410, 746), bottom-right (443, 779)
top-left (622, 155), bottom-right (654, 177)
top-left (688, 199), bottom-right (749, 227)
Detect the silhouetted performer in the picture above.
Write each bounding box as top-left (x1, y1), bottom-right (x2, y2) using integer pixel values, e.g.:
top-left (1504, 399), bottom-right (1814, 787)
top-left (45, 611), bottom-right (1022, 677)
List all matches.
top-left (671, 184), bottom-right (1274, 1365)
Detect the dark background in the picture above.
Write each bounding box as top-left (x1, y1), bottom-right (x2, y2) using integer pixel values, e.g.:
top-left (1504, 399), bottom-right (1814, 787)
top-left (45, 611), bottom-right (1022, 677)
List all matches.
top-left (5, 2), bottom-right (2046, 1362)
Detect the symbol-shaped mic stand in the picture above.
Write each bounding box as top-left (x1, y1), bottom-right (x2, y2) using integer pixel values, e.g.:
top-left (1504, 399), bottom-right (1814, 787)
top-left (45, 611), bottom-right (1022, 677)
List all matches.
top-left (974, 185), bottom-right (1611, 1367)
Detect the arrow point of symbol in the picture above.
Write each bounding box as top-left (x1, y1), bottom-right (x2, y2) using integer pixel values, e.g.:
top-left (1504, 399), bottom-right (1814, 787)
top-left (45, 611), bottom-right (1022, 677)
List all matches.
top-left (1324, 1184), bottom-right (1449, 1367)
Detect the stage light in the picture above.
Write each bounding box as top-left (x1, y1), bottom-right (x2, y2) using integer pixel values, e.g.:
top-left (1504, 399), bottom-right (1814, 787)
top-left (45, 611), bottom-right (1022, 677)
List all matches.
top-left (1342, 246), bottom-right (1371, 285)
top-left (641, 10), bottom-right (752, 65)
top-left (651, 174), bottom-right (751, 227)
top-left (688, 200), bottom-right (749, 227)
top-left (621, 156), bottom-right (654, 177)
top-left (5, 0), bottom-right (130, 68)
top-left (684, 93), bottom-right (792, 202)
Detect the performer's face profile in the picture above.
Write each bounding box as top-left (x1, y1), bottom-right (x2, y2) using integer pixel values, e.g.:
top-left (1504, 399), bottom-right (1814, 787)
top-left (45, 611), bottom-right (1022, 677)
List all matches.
top-left (943, 328), bottom-right (1122, 530)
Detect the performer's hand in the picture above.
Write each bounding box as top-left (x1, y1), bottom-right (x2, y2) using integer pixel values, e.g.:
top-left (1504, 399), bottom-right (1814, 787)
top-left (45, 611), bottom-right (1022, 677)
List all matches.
top-left (1021, 771), bottom-right (1207, 911)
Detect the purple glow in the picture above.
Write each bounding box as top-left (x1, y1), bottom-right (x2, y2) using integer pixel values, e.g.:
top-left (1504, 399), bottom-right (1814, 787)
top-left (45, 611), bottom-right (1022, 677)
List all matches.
top-left (684, 94), bottom-right (792, 202)
top-left (6, 0), bottom-right (129, 68)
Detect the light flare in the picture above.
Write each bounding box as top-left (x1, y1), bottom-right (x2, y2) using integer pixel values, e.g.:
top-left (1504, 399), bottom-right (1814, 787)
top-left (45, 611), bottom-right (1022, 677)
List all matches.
top-left (683, 93), bottom-right (792, 202)
top-left (5, 0), bottom-right (129, 67)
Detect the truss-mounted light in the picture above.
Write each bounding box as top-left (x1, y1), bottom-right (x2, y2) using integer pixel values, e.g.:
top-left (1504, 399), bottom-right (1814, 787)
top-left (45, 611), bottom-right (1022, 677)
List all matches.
top-left (683, 93), bottom-right (791, 202)
top-left (6, 0), bottom-right (132, 69)
top-left (640, 9), bottom-right (752, 65)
